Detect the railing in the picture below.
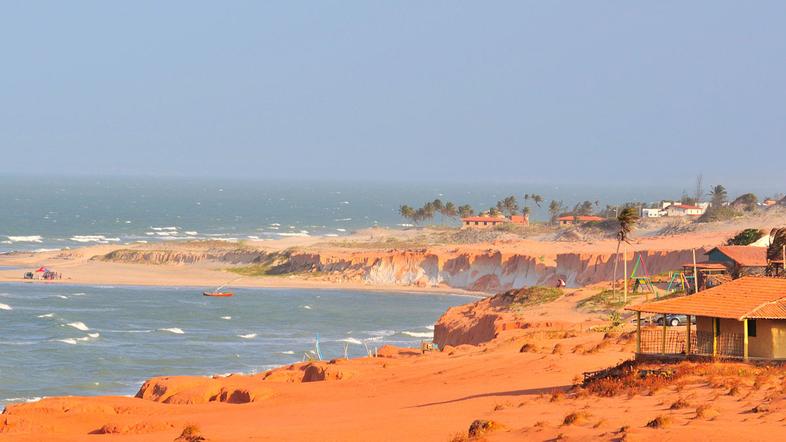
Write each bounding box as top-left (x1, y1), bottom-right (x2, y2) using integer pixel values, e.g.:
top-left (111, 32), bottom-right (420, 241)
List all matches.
top-left (638, 328), bottom-right (744, 358)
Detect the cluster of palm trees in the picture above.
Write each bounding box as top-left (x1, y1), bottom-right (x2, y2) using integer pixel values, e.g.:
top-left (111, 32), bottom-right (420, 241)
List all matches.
top-left (398, 193), bottom-right (546, 226)
top-left (398, 199), bottom-right (473, 225)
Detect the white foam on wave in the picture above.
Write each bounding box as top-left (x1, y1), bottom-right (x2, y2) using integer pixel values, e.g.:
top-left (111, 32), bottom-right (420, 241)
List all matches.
top-left (56, 295), bottom-right (68, 299)
top-left (302, 305), bottom-right (312, 310)
top-left (277, 232), bottom-right (310, 237)
top-left (0, 303), bottom-right (12, 311)
top-left (338, 337), bottom-right (363, 345)
top-left (220, 316), bottom-right (232, 320)
top-left (56, 338), bottom-right (78, 345)
top-left (37, 313), bottom-right (54, 318)
top-left (238, 333), bottom-right (257, 339)
top-left (70, 235), bottom-right (120, 243)
top-left (185, 231), bottom-right (198, 236)
top-left (71, 292), bottom-right (86, 296)
top-left (336, 228), bottom-right (347, 232)
top-left (7, 235), bottom-right (42, 243)
top-left (426, 325), bottom-right (435, 330)
top-left (159, 327), bottom-right (185, 334)
top-left (324, 234), bottom-right (339, 237)
top-left (87, 333), bottom-right (100, 338)
top-left (278, 350), bottom-right (295, 355)
top-left (402, 331), bottom-right (433, 338)
top-left (67, 321), bottom-right (89, 331)
top-left (2, 397), bottom-right (42, 404)
top-left (334, 218), bottom-right (352, 221)
top-left (151, 226), bottom-right (179, 231)
top-left (33, 248), bottom-right (60, 253)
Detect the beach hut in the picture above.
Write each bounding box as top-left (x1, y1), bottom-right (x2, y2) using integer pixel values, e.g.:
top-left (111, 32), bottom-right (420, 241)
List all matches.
top-left (704, 246), bottom-right (768, 278)
top-left (627, 277), bottom-right (786, 361)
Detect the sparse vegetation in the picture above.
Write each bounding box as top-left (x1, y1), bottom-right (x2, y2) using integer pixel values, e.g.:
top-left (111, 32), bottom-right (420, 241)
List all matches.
top-left (562, 411), bottom-right (591, 426)
top-left (646, 415), bottom-right (671, 429)
top-left (500, 286), bottom-right (564, 309)
top-left (727, 228), bottom-right (765, 246)
top-left (577, 289), bottom-right (628, 311)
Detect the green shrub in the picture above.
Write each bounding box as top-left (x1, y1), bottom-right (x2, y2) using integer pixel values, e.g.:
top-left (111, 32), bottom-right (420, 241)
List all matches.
top-left (726, 228), bottom-right (765, 246)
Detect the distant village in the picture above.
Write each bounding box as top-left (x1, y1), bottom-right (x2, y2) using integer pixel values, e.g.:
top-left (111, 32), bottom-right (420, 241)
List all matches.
top-left (397, 187), bottom-right (785, 230)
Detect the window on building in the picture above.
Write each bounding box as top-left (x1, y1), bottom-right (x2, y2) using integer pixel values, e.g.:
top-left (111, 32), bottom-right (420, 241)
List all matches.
top-left (747, 319), bottom-right (757, 337)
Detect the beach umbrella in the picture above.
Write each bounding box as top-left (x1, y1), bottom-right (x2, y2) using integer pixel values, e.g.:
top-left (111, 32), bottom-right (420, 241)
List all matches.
top-left (35, 266), bottom-right (48, 273)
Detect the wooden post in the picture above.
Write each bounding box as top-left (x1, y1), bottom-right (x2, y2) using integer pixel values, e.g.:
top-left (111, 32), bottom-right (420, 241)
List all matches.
top-left (781, 245), bottom-right (786, 276)
top-left (712, 318), bottom-right (718, 357)
top-left (661, 316), bottom-right (667, 354)
top-left (636, 312), bottom-right (641, 354)
top-left (692, 248), bottom-right (699, 293)
top-left (686, 315), bottom-right (692, 356)
top-left (623, 245), bottom-right (628, 304)
top-left (743, 319), bottom-right (749, 361)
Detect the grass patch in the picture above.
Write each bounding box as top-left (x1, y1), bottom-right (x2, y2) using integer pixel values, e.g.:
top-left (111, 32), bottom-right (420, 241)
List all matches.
top-left (501, 286), bottom-right (564, 309)
top-left (577, 289), bottom-right (630, 311)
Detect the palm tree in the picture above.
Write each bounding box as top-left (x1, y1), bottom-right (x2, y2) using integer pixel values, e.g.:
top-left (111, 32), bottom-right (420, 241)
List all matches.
top-left (399, 205), bottom-right (415, 224)
top-left (767, 227), bottom-right (786, 276)
top-left (612, 207), bottom-right (640, 298)
top-left (442, 202), bottom-right (458, 223)
top-left (532, 194), bottom-right (544, 208)
top-left (431, 199), bottom-right (445, 224)
top-left (708, 185), bottom-right (728, 207)
top-left (458, 204), bottom-right (474, 218)
top-left (522, 206), bottom-right (531, 218)
top-left (548, 200), bottom-right (565, 224)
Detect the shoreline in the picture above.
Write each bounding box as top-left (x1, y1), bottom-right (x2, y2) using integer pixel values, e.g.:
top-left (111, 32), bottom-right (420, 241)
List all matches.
top-left (0, 276), bottom-right (484, 297)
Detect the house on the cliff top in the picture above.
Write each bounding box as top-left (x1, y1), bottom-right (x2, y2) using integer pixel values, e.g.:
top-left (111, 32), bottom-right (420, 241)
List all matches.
top-left (556, 215), bottom-right (605, 227)
top-left (627, 277), bottom-right (786, 361)
top-left (705, 246), bottom-right (768, 278)
top-left (461, 214), bottom-right (528, 229)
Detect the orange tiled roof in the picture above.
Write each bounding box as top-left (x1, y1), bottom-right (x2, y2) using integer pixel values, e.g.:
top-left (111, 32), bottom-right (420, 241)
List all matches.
top-left (707, 246), bottom-right (768, 267)
top-left (626, 277), bottom-right (786, 320)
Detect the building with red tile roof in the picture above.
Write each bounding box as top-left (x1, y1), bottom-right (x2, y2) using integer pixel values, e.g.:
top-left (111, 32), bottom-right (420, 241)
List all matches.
top-left (627, 277), bottom-right (786, 360)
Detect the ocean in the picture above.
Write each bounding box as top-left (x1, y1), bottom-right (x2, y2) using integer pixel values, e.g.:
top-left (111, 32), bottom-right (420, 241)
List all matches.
top-left (0, 176), bottom-right (691, 253)
top-left (0, 283), bottom-right (474, 408)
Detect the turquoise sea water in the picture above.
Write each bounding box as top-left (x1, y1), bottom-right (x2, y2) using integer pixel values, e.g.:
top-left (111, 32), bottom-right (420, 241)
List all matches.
top-left (0, 284), bottom-right (472, 409)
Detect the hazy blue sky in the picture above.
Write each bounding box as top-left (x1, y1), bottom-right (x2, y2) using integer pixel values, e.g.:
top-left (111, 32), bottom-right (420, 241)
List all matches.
top-left (2, 2), bottom-right (784, 189)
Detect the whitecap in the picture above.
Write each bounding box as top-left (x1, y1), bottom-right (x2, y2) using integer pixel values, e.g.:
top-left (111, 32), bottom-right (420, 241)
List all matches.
top-left (56, 295), bottom-right (68, 299)
top-left (238, 333), bottom-right (257, 339)
top-left (87, 333), bottom-right (100, 338)
top-left (71, 292), bottom-right (86, 296)
top-left (32, 248), bottom-right (60, 253)
top-left (220, 316), bottom-right (232, 320)
top-left (324, 234), bottom-right (339, 237)
top-left (7, 235), bottom-right (42, 243)
top-left (185, 231), bottom-right (198, 235)
top-left (37, 313), bottom-right (54, 318)
top-left (277, 232), bottom-right (310, 237)
top-left (70, 235), bottom-right (120, 243)
top-left (302, 305), bottom-right (312, 310)
top-left (339, 201), bottom-right (350, 205)
top-left (159, 327), bottom-right (185, 334)
top-left (0, 303), bottom-right (11, 311)
top-left (2, 397), bottom-right (42, 404)
top-left (426, 325), bottom-right (435, 330)
top-left (402, 331), bottom-right (433, 338)
top-left (278, 350), bottom-right (295, 355)
top-left (336, 228), bottom-right (347, 232)
top-left (334, 218), bottom-right (352, 221)
top-left (67, 321), bottom-right (89, 331)
top-left (338, 338), bottom-right (363, 345)
top-left (56, 338), bottom-right (78, 345)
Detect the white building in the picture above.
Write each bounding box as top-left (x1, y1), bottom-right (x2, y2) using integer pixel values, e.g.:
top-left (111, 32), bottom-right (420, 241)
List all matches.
top-left (663, 204), bottom-right (705, 217)
top-left (642, 208), bottom-right (662, 218)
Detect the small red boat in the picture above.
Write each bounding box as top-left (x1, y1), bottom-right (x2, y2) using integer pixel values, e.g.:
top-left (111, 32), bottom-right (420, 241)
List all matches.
top-left (203, 292), bottom-right (233, 297)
